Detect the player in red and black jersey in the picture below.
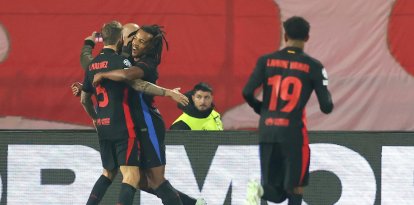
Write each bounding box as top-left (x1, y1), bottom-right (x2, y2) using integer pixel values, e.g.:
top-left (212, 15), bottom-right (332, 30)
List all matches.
top-left (80, 21), bottom-right (140, 205)
top-left (92, 25), bottom-right (205, 205)
top-left (243, 16), bottom-right (333, 205)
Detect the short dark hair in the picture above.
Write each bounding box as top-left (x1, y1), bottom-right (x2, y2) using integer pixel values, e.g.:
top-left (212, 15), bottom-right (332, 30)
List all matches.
top-left (193, 82), bottom-right (213, 94)
top-left (101, 21), bottom-right (123, 45)
top-left (283, 16), bottom-right (310, 40)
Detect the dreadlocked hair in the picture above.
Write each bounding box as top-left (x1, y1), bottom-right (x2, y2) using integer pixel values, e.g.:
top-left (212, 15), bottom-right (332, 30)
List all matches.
top-left (140, 24), bottom-right (168, 65)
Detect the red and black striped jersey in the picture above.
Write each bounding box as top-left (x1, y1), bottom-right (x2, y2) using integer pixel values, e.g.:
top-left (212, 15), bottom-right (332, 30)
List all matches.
top-left (82, 48), bottom-right (136, 140)
top-left (243, 47), bottom-right (333, 143)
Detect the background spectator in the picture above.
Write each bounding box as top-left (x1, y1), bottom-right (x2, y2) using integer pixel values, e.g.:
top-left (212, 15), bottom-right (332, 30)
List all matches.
top-left (170, 82), bottom-right (223, 130)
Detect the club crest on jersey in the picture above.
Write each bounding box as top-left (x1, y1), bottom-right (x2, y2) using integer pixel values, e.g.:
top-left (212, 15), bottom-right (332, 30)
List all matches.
top-left (123, 59), bottom-right (132, 67)
top-left (322, 68), bottom-right (328, 79)
top-left (322, 68), bottom-right (329, 86)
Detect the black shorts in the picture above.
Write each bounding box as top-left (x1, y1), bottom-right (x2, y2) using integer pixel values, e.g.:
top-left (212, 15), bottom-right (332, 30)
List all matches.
top-left (260, 142), bottom-right (310, 191)
top-left (137, 107), bottom-right (166, 169)
top-left (99, 137), bottom-right (141, 170)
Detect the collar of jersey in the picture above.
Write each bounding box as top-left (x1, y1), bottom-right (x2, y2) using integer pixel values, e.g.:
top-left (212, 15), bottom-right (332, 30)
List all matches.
top-left (283, 46), bottom-right (303, 53)
top-left (101, 48), bottom-right (116, 54)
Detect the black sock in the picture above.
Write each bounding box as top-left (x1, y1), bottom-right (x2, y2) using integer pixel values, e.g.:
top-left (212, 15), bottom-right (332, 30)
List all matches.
top-left (262, 184), bottom-right (287, 203)
top-left (86, 175), bottom-right (112, 205)
top-left (177, 190), bottom-right (197, 205)
top-left (141, 188), bottom-right (196, 205)
top-left (141, 187), bottom-right (157, 195)
top-left (117, 183), bottom-right (137, 205)
top-left (288, 194), bottom-right (303, 205)
top-left (154, 180), bottom-right (183, 205)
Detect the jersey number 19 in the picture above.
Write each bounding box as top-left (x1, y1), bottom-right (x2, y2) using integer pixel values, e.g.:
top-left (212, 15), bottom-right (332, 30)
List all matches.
top-left (267, 75), bottom-right (302, 113)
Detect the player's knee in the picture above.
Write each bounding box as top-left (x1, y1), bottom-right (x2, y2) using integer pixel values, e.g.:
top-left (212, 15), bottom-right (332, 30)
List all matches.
top-left (286, 186), bottom-right (303, 196)
top-left (145, 167), bottom-right (166, 188)
top-left (292, 186), bottom-right (303, 195)
top-left (120, 166), bottom-right (140, 187)
top-left (123, 174), bottom-right (140, 187)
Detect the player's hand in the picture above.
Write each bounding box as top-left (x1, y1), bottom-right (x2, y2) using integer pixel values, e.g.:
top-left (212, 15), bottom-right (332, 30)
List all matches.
top-left (92, 73), bottom-right (104, 87)
top-left (123, 31), bottom-right (135, 46)
top-left (166, 88), bottom-right (189, 106)
top-left (71, 82), bottom-right (83, 97)
top-left (85, 31), bottom-right (97, 42)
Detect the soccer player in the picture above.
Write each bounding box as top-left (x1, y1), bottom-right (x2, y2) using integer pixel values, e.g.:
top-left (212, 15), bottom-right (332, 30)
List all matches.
top-left (242, 16), bottom-right (334, 205)
top-left (80, 20), bottom-right (140, 205)
top-left (71, 23), bottom-right (139, 94)
top-left (92, 25), bottom-right (206, 205)
top-left (79, 22), bottom-right (190, 205)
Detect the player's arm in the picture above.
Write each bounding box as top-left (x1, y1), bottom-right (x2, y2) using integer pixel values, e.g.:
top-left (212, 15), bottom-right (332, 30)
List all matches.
top-left (80, 32), bottom-right (97, 71)
top-left (80, 71), bottom-right (97, 121)
top-left (93, 67), bottom-right (145, 86)
top-left (128, 79), bottom-right (189, 106)
top-left (80, 91), bottom-right (97, 120)
top-left (92, 68), bottom-right (188, 105)
top-left (92, 62), bottom-right (155, 92)
top-left (71, 82), bottom-right (83, 97)
top-left (120, 30), bottom-right (138, 58)
top-left (242, 56), bottom-right (265, 114)
top-left (80, 40), bottom-right (95, 70)
top-left (128, 78), bottom-right (166, 95)
top-left (313, 67), bottom-right (334, 114)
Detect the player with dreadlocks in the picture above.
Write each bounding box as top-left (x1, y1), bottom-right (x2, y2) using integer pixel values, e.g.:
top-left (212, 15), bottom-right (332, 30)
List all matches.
top-left (93, 25), bottom-right (206, 205)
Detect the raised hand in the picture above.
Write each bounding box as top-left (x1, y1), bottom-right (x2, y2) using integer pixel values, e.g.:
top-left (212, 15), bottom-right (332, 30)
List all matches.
top-left (166, 88), bottom-right (189, 106)
top-left (71, 82), bottom-right (83, 97)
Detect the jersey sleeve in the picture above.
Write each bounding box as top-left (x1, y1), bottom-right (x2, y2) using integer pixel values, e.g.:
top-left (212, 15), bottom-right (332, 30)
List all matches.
top-left (115, 56), bottom-right (132, 73)
top-left (311, 64), bottom-right (334, 114)
top-left (81, 71), bottom-right (94, 93)
top-left (134, 58), bottom-right (157, 80)
top-left (242, 56), bottom-right (266, 114)
top-left (80, 40), bottom-right (95, 71)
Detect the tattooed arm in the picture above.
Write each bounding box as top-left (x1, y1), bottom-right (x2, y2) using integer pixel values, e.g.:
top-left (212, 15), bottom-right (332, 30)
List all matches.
top-left (128, 79), bottom-right (189, 106)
